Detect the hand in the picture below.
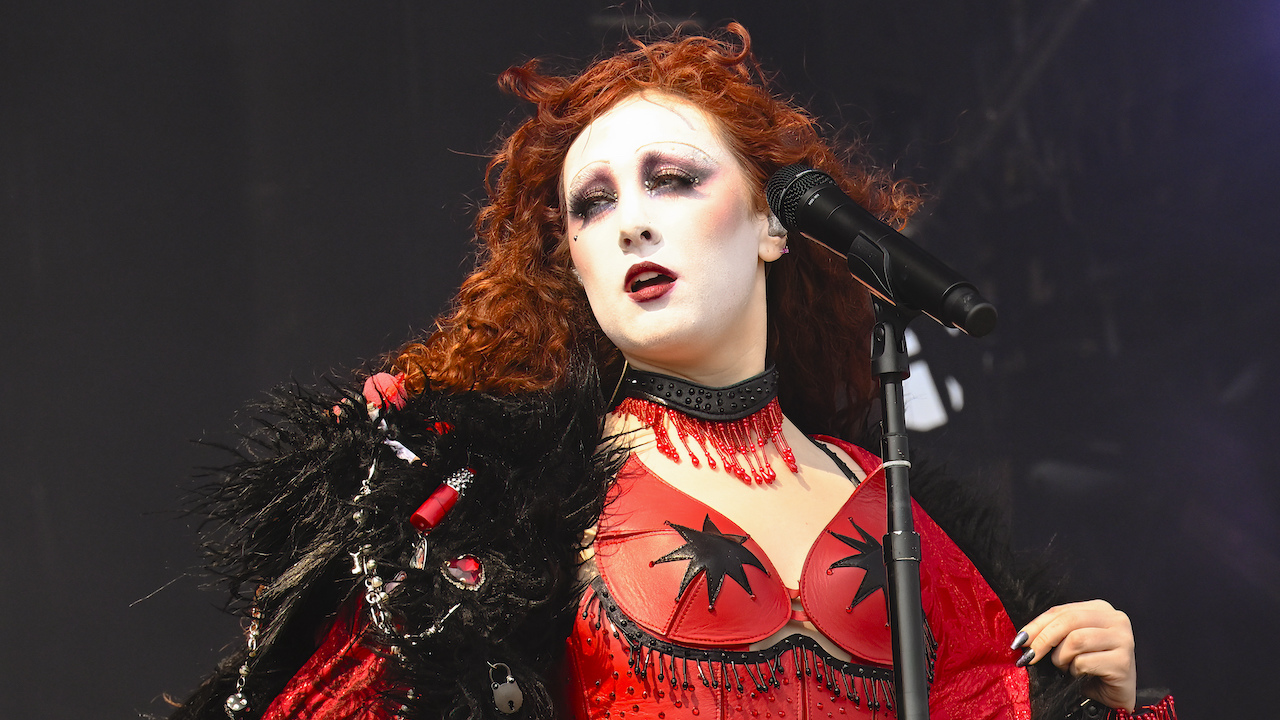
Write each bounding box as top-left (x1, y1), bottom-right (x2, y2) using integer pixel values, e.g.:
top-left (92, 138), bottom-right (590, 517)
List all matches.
top-left (1013, 600), bottom-right (1137, 712)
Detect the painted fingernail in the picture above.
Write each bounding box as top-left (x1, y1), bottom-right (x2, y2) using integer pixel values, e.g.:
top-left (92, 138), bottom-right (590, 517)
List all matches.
top-left (1010, 630), bottom-right (1029, 650)
top-left (1015, 648), bottom-right (1035, 668)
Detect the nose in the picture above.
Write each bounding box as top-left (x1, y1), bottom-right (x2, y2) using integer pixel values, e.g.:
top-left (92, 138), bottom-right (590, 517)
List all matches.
top-left (616, 192), bottom-right (657, 249)
top-left (622, 228), bottom-right (653, 246)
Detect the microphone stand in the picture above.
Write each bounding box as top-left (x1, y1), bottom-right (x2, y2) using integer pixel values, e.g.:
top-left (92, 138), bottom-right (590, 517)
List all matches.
top-left (870, 298), bottom-right (930, 720)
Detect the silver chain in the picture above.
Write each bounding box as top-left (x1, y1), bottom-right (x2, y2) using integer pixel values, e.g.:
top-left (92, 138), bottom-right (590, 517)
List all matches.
top-left (223, 603), bottom-right (260, 717)
top-left (222, 404), bottom-right (458, 715)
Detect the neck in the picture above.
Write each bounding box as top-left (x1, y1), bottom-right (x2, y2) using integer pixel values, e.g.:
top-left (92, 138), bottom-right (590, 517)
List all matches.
top-left (625, 360), bottom-right (765, 388)
top-left (622, 336), bottom-right (767, 388)
top-left (610, 365), bottom-right (796, 484)
top-left (614, 364), bottom-right (779, 420)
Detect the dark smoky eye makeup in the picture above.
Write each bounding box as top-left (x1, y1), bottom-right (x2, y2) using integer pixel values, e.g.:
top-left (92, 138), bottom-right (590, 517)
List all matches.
top-left (564, 146), bottom-right (719, 221)
top-left (639, 151), bottom-right (716, 190)
top-left (644, 165), bottom-right (699, 191)
top-left (564, 165), bottom-right (613, 221)
top-left (566, 183), bottom-right (616, 221)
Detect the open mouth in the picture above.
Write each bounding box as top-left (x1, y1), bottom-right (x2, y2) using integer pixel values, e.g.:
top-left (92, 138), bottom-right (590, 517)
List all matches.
top-left (629, 271), bottom-right (675, 293)
top-left (625, 262), bottom-right (678, 301)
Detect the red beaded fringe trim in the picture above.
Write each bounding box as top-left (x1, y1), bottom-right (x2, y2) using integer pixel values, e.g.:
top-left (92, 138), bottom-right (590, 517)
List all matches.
top-left (615, 396), bottom-right (799, 484)
top-left (1112, 696), bottom-right (1177, 720)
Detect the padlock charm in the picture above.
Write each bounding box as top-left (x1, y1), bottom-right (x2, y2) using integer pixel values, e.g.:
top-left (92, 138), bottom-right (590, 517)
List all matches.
top-left (489, 662), bottom-right (523, 714)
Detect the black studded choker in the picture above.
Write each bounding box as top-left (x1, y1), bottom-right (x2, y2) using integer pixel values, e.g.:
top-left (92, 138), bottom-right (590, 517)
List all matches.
top-left (615, 366), bottom-right (780, 421)
top-left (612, 366), bottom-right (796, 484)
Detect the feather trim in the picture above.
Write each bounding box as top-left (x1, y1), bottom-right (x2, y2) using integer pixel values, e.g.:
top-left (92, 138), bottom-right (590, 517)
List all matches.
top-left (174, 361), bottom-right (623, 720)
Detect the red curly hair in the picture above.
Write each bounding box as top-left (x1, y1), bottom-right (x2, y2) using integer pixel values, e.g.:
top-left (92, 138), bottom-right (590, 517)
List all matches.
top-left (393, 23), bottom-right (921, 437)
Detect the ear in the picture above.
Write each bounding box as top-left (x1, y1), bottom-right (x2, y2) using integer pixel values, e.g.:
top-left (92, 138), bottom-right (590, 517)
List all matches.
top-left (758, 212), bottom-right (789, 262)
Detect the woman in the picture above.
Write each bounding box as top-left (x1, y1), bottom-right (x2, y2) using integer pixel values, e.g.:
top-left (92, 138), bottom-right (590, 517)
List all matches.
top-left (175, 24), bottom-right (1173, 720)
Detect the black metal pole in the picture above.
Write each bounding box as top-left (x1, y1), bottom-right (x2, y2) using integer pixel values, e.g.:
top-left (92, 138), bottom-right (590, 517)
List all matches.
top-left (870, 298), bottom-right (929, 720)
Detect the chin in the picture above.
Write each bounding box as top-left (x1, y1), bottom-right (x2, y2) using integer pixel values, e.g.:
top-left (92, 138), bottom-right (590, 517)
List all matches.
top-left (600, 300), bottom-right (759, 370)
top-left (615, 335), bottom-right (731, 375)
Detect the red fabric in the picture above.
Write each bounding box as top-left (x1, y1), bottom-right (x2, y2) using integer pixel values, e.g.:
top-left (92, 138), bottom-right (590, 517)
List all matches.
top-left (260, 600), bottom-right (397, 720)
top-left (570, 441), bottom-right (1032, 719)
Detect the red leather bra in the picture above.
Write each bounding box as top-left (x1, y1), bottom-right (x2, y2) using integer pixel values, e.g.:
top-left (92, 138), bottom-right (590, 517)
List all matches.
top-left (564, 437), bottom-right (1032, 720)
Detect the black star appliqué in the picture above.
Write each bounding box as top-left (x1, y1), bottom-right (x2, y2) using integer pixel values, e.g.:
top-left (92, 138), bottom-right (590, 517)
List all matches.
top-left (828, 518), bottom-right (887, 611)
top-left (653, 514), bottom-right (767, 609)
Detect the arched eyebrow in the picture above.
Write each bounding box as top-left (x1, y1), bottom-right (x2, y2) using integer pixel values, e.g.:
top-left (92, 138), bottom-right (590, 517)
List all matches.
top-left (563, 142), bottom-right (722, 201)
top-left (636, 146), bottom-right (719, 181)
top-left (634, 141), bottom-right (718, 166)
top-left (564, 162), bottom-right (613, 202)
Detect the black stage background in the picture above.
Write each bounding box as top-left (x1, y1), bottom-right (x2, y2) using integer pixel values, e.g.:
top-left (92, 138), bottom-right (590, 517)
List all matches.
top-left (3, 1), bottom-right (1277, 717)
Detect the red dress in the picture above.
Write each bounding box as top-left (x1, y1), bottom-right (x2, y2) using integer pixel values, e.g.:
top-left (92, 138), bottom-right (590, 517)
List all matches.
top-left (563, 439), bottom-right (1032, 720)
top-left (248, 437), bottom-right (1177, 720)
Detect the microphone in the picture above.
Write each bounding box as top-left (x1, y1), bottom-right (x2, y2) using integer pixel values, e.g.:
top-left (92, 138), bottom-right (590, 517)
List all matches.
top-left (766, 165), bottom-right (997, 337)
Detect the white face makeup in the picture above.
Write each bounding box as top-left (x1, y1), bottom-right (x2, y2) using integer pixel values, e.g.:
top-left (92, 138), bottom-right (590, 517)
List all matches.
top-left (562, 93), bottom-right (782, 385)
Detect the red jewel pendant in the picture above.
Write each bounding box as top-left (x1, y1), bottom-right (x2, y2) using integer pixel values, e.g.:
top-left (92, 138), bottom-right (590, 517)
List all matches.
top-left (442, 554), bottom-right (485, 590)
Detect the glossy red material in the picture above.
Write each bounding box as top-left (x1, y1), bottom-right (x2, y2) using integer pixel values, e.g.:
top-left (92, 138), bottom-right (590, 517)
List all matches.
top-left (260, 600), bottom-right (396, 720)
top-left (410, 483), bottom-right (459, 533)
top-left (594, 454), bottom-right (789, 645)
top-left (446, 555), bottom-right (484, 587)
top-left (567, 438), bottom-right (1033, 719)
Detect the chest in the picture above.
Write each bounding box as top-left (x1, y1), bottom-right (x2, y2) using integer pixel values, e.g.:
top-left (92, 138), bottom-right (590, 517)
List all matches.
top-left (593, 451), bottom-right (898, 665)
top-left (618, 435), bottom-right (865, 586)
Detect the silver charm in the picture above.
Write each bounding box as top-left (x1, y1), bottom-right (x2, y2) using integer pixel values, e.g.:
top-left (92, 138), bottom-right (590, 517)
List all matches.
top-left (224, 604), bottom-right (261, 718)
top-left (489, 663), bottom-right (523, 714)
top-left (224, 692), bottom-right (248, 714)
top-left (410, 535), bottom-right (430, 570)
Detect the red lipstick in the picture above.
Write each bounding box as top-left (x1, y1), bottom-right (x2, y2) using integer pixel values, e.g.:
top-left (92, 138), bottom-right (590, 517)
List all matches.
top-left (625, 261), bottom-right (678, 302)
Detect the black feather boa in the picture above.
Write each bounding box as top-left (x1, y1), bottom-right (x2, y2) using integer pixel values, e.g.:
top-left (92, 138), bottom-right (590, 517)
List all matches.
top-left (175, 377), bottom-right (1094, 720)
top-left (174, 365), bottom-right (622, 720)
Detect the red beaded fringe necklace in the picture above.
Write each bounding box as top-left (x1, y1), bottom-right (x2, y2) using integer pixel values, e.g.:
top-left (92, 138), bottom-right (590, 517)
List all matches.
top-left (613, 366), bottom-right (798, 484)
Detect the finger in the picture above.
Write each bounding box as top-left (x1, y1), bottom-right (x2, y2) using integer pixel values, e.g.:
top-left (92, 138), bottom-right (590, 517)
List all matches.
top-left (1020, 606), bottom-right (1092, 665)
top-left (1068, 649), bottom-right (1138, 712)
top-left (1047, 626), bottom-right (1132, 672)
top-left (1014, 603), bottom-right (1071, 645)
top-left (1011, 605), bottom-right (1064, 662)
top-left (1068, 647), bottom-right (1133, 680)
top-left (1016, 601), bottom-right (1127, 667)
top-left (1012, 604), bottom-right (1076, 667)
top-left (1015, 599), bottom-right (1107, 646)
